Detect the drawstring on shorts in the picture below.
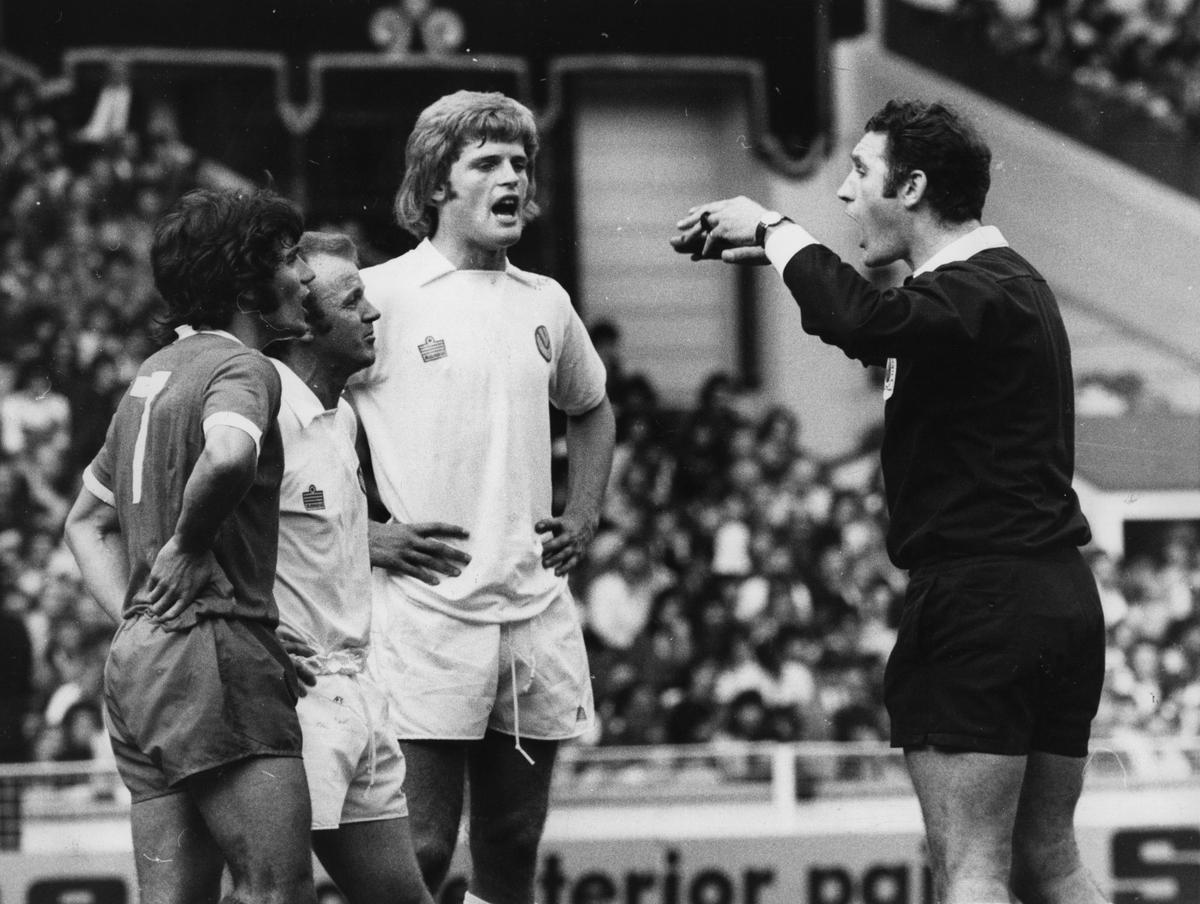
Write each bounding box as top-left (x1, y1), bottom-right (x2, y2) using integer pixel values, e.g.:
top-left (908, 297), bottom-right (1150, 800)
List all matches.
top-left (506, 625), bottom-right (537, 766)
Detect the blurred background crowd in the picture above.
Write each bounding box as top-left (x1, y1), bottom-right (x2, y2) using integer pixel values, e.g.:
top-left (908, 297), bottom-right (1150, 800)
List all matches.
top-left (944, 0), bottom-right (1200, 131)
top-left (0, 56), bottom-right (1197, 785)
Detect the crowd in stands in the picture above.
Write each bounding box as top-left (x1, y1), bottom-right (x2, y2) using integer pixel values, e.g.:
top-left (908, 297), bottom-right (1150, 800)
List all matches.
top-left (0, 62), bottom-right (1197, 789)
top-left (940, 0), bottom-right (1200, 132)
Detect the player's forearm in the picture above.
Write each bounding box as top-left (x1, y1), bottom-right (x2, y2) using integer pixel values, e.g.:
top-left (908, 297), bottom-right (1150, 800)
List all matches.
top-left (367, 520), bottom-right (399, 569)
top-left (64, 493), bottom-right (128, 623)
top-left (172, 442), bottom-right (257, 553)
top-left (562, 396), bottom-right (616, 527)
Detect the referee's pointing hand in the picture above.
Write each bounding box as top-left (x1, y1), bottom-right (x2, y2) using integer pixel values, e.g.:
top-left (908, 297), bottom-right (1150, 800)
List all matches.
top-left (671, 196), bottom-right (772, 265)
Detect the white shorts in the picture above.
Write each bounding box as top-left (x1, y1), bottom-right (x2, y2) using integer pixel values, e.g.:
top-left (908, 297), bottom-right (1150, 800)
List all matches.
top-left (296, 670), bottom-right (408, 830)
top-left (369, 587), bottom-right (594, 742)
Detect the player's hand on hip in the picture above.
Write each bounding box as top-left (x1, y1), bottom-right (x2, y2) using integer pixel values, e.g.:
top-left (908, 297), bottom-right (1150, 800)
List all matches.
top-left (671, 196), bottom-right (767, 261)
top-left (146, 536), bottom-right (214, 620)
top-left (536, 512), bottom-right (596, 576)
top-left (369, 521), bottom-right (471, 585)
top-left (276, 627), bottom-right (317, 696)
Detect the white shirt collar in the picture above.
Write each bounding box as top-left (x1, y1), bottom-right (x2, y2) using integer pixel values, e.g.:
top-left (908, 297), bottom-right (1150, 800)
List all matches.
top-left (174, 324), bottom-right (244, 345)
top-left (409, 238), bottom-right (544, 289)
top-left (271, 358), bottom-right (333, 428)
top-left (912, 225), bottom-right (1008, 277)
top-left (408, 239), bottom-right (458, 286)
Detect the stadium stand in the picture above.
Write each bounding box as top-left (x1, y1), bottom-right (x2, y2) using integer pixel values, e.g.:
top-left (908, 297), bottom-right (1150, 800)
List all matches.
top-left (887, 0), bottom-right (1200, 197)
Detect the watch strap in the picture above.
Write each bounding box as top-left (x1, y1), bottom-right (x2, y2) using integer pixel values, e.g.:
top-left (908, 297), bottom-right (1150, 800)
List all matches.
top-left (756, 211), bottom-right (792, 247)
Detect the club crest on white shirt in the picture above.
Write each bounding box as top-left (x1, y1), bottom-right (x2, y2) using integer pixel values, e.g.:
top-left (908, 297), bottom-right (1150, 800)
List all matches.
top-left (535, 325), bottom-right (551, 362)
top-left (302, 484), bottom-right (326, 511)
top-left (419, 335), bottom-right (447, 363)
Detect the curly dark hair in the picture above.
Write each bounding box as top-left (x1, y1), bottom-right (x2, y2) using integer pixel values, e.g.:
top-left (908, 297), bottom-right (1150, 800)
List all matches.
top-left (151, 188), bottom-right (304, 332)
top-left (864, 99), bottom-right (992, 224)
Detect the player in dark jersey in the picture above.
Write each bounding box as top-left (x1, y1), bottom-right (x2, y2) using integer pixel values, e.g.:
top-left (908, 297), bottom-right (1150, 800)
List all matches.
top-left (64, 188), bottom-right (319, 904)
top-left (674, 101), bottom-right (1107, 904)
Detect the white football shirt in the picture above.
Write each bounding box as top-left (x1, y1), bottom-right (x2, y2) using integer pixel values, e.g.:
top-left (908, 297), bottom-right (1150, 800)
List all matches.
top-left (348, 240), bottom-right (606, 624)
top-left (272, 359), bottom-right (372, 655)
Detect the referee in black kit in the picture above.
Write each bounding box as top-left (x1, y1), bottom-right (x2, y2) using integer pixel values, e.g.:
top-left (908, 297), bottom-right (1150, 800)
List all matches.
top-left (673, 99), bottom-right (1109, 904)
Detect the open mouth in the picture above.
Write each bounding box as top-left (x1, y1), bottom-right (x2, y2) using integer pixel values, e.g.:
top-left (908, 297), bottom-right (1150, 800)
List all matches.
top-left (492, 196), bottom-right (520, 220)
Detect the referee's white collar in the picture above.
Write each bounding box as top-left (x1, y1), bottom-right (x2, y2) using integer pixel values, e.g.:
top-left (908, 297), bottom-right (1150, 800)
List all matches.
top-left (174, 324), bottom-right (244, 345)
top-left (912, 225), bottom-right (1008, 277)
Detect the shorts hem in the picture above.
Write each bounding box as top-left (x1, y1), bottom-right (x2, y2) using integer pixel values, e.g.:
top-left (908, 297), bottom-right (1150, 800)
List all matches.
top-left (127, 783), bottom-right (188, 805)
top-left (1032, 740), bottom-right (1091, 758)
top-left (891, 732), bottom-right (1026, 755)
top-left (395, 727), bottom-right (588, 743)
top-left (313, 812), bottom-right (408, 831)
top-left (165, 746), bottom-right (304, 788)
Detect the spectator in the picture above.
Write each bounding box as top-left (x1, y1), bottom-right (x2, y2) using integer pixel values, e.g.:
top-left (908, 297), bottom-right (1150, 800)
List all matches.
top-left (671, 371), bottom-right (743, 503)
top-left (583, 540), bottom-right (674, 653)
top-left (52, 698), bottom-right (106, 763)
top-left (0, 603), bottom-right (33, 763)
top-left (1088, 547), bottom-right (1131, 628)
top-left (1, 360), bottom-right (70, 458)
top-left (712, 630), bottom-right (775, 706)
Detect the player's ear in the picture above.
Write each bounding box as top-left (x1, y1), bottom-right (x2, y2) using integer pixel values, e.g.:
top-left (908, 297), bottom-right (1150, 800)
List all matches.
top-left (430, 181), bottom-right (447, 204)
top-left (235, 290), bottom-right (258, 314)
top-left (900, 170), bottom-right (927, 210)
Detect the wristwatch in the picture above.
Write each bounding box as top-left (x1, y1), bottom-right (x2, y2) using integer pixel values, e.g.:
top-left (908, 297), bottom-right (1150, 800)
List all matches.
top-left (755, 210), bottom-right (792, 247)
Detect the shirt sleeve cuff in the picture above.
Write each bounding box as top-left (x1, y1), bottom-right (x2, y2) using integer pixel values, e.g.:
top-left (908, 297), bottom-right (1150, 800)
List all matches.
top-left (203, 411), bottom-right (263, 456)
top-left (82, 467), bottom-right (116, 507)
top-left (765, 222), bottom-right (820, 276)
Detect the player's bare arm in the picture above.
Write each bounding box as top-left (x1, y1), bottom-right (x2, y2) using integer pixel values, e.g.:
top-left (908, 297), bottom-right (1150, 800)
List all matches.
top-left (148, 424), bottom-right (260, 619)
top-left (537, 395), bottom-right (615, 576)
top-left (63, 488), bottom-right (128, 623)
top-left (368, 520), bottom-right (472, 586)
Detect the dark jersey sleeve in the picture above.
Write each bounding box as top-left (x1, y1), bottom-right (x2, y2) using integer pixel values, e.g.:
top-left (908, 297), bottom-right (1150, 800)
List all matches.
top-left (781, 245), bottom-right (1013, 365)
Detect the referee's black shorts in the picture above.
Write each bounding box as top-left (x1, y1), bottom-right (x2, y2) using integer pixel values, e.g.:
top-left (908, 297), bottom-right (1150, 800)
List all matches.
top-left (884, 547), bottom-right (1105, 757)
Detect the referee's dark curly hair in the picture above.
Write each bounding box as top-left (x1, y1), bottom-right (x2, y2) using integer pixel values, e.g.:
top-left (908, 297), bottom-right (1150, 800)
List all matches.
top-left (151, 188), bottom-right (304, 333)
top-left (865, 99), bottom-right (992, 225)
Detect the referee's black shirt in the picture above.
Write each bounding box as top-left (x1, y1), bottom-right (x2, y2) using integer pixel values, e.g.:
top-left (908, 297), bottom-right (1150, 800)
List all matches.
top-left (782, 243), bottom-right (1092, 570)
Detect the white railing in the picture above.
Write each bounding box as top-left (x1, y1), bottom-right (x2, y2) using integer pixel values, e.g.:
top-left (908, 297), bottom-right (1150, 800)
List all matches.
top-left (1, 737), bottom-right (1195, 819)
top-left (551, 737), bottom-right (1200, 807)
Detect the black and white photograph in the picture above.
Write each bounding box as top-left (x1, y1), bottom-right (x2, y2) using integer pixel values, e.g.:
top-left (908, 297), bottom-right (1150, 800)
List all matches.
top-left (0, 2), bottom-right (1197, 903)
